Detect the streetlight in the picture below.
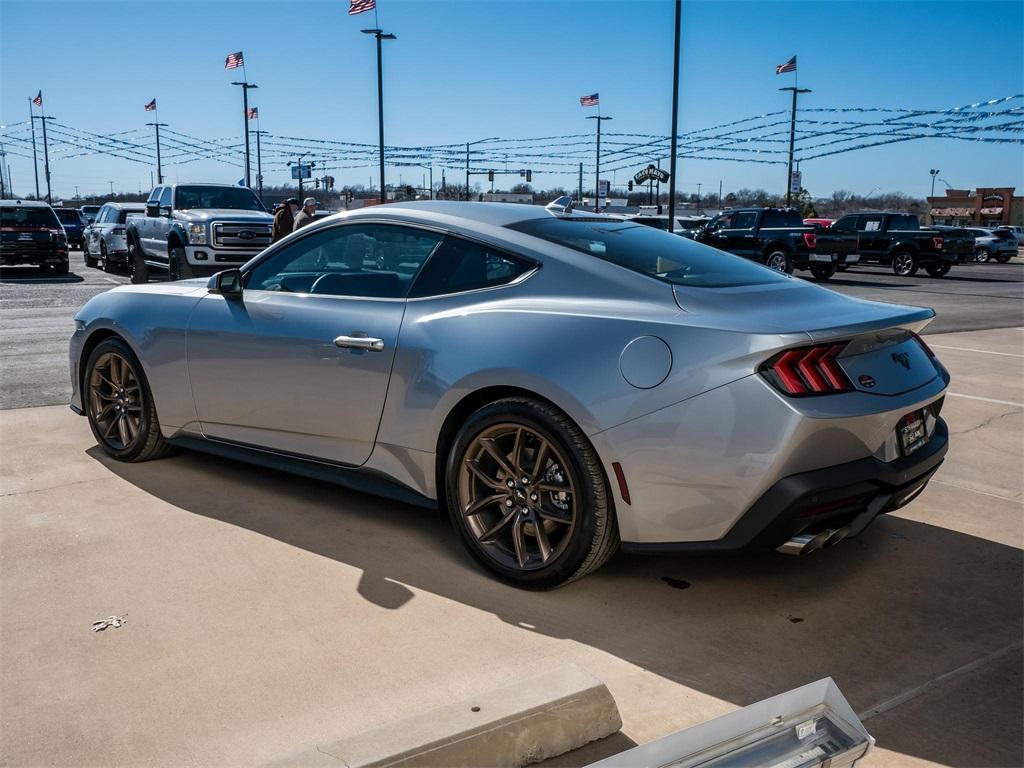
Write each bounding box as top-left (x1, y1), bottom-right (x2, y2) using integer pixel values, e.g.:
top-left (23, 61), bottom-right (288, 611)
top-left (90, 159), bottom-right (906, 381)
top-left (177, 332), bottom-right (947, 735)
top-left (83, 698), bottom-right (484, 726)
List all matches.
top-left (287, 156), bottom-right (315, 197)
top-left (929, 169), bottom-right (940, 198)
top-left (464, 137), bottom-right (500, 201)
top-left (586, 114), bottom-right (613, 211)
top-left (146, 120), bottom-right (167, 184)
top-left (415, 164), bottom-right (433, 199)
top-left (362, 28), bottom-right (396, 205)
top-left (231, 81), bottom-right (258, 187)
top-left (780, 86), bottom-right (811, 205)
top-left (667, 0), bottom-right (682, 231)
top-left (108, 181), bottom-right (114, 196)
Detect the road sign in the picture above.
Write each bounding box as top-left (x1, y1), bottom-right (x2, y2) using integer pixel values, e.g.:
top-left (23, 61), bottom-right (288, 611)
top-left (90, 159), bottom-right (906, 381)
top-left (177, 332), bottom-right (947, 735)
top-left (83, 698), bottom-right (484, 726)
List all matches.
top-left (598, 179), bottom-right (610, 198)
top-left (633, 164), bottom-right (670, 185)
top-left (790, 170), bottom-right (802, 194)
top-left (291, 164), bottom-right (312, 180)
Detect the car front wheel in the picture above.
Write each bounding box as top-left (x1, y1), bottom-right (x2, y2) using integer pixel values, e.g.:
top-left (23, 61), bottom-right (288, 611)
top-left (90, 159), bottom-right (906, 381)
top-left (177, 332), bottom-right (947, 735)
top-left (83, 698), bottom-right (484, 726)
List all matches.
top-left (128, 238), bottom-right (148, 284)
top-left (168, 246), bottom-right (193, 281)
top-left (83, 240), bottom-right (98, 269)
top-left (975, 248), bottom-right (990, 263)
top-left (84, 338), bottom-right (172, 462)
top-left (446, 398), bottom-right (619, 589)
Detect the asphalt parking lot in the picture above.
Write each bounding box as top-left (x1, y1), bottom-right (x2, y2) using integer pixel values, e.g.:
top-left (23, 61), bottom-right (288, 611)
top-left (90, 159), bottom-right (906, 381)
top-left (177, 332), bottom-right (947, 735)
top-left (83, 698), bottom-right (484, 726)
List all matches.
top-left (1, 249), bottom-right (1022, 767)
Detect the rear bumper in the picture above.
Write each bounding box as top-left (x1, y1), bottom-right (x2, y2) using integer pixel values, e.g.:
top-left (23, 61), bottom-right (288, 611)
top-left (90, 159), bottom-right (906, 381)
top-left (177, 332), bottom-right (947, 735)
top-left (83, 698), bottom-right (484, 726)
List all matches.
top-left (622, 416), bottom-right (948, 554)
top-left (1, 246), bottom-right (68, 265)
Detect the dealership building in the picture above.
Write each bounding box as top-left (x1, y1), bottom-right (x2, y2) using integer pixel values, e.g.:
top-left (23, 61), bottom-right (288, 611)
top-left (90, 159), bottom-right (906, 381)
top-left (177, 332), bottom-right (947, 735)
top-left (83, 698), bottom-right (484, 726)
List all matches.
top-left (927, 187), bottom-right (1023, 227)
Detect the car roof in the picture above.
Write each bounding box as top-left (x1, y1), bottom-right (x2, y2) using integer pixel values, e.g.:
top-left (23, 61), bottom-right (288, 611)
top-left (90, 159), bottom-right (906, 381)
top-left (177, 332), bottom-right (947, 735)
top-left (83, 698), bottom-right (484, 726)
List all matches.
top-left (356, 200), bottom-right (625, 228)
top-left (0, 199), bottom-right (51, 208)
top-left (104, 202), bottom-right (146, 209)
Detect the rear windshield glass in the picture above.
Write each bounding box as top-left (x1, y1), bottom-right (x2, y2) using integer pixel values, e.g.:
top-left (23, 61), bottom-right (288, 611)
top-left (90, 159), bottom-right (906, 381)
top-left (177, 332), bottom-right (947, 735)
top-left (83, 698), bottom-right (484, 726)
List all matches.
top-left (117, 209), bottom-right (142, 223)
top-left (54, 209), bottom-right (81, 224)
top-left (507, 217), bottom-right (788, 288)
top-left (1, 206), bottom-right (60, 227)
top-left (175, 186), bottom-right (266, 212)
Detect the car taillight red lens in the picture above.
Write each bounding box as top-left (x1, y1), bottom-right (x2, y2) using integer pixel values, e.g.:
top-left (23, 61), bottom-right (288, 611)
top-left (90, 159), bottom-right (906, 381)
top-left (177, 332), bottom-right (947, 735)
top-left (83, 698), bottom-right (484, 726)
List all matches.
top-left (761, 342), bottom-right (852, 396)
top-left (802, 232), bottom-right (817, 249)
top-left (932, 236), bottom-right (943, 250)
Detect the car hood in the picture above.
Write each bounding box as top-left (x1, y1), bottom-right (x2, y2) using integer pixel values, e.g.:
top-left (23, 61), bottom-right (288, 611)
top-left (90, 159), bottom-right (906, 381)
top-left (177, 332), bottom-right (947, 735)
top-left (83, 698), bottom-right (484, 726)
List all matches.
top-left (673, 278), bottom-right (934, 341)
top-left (174, 209), bottom-right (273, 222)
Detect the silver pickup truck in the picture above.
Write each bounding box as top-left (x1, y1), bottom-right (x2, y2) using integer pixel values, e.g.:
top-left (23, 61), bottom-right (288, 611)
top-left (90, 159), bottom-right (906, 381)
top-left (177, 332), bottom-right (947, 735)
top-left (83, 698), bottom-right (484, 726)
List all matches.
top-left (125, 183), bottom-right (273, 282)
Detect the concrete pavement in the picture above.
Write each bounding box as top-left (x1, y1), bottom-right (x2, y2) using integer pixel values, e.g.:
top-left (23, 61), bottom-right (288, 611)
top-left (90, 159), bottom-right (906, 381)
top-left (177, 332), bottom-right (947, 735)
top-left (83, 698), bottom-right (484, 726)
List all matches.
top-left (1, 327), bottom-right (1021, 767)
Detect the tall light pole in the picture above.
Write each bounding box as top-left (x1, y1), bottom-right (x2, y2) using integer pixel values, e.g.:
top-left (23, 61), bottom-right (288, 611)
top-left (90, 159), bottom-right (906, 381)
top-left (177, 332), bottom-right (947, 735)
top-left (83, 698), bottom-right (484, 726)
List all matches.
top-left (362, 28), bottom-right (396, 205)
top-left (34, 114), bottom-right (55, 204)
top-left (929, 168), bottom-right (940, 198)
top-left (146, 120), bottom-right (167, 184)
top-left (27, 98), bottom-right (40, 199)
top-left (667, 0), bottom-right (682, 231)
top-left (780, 85), bottom-right (811, 206)
top-left (254, 130), bottom-right (266, 201)
top-left (108, 181), bottom-right (114, 196)
top-left (586, 114), bottom-right (613, 211)
top-left (231, 81), bottom-right (258, 187)
top-left (415, 164), bottom-right (433, 199)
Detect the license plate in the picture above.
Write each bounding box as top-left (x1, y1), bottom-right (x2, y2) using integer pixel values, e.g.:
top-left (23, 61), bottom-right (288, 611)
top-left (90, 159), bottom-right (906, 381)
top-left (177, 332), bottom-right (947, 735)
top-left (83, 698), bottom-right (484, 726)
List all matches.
top-left (898, 409), bottom-right (928, 456)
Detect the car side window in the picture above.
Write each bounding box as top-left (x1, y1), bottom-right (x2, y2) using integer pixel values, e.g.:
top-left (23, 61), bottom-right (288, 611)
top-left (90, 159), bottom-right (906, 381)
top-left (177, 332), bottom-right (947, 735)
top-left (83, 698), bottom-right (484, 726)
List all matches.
top-left (731, 211), bottom-right (758, 230)
top-left (834, 216), bottom-right (858, 231)
top-left (245, 224), bottom-right (443, 299)
top-left (860, 215), bottom-right (884, 232)
top-left (147, 187), bottom-right (162, 205)
top-left (761, 210), bottom-right (786, 228)
top-left (159, 187), bottom-right (173, 208)
top-left (707, 213), bottom-right (733, 232)
top-left (409, 236), bottom-right (535, 298)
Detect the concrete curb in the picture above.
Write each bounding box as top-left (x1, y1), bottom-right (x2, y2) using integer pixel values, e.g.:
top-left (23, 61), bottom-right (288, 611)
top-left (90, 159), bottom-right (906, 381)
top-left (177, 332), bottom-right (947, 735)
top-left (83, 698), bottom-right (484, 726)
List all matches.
top-left (269, 664), bottom-right (622, 767)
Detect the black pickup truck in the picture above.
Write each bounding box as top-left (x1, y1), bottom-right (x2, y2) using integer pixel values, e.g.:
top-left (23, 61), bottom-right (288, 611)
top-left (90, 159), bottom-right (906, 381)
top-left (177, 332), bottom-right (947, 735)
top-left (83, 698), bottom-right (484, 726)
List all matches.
top-left (832, 212), bottom-right (973, 277)
top-left (694, 207), bottom-right (858, 280)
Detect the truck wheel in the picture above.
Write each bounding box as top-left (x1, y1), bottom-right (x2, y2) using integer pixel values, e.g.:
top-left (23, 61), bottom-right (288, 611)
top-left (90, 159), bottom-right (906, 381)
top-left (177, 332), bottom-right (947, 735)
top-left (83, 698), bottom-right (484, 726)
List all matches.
top-left (128, 238), bottom-right (148, 284)
top-left (809, 263), bottom-right (837, 281)
top-left (892, 251), bottom-right (919, 277)
top-left (975, 248), bottom-right (990, 263)
top-left (168, 246), bottom-right (193, 281)
top-left (925, 262), bottom-right (951, 278)
top-left (765, 249), bottom-right (792, 274)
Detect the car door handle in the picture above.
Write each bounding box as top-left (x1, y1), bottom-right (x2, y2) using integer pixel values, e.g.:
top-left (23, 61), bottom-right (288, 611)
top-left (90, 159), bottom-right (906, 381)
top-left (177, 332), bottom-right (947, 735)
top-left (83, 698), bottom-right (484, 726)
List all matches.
top-left (334, 334), bottom-right (385, 352)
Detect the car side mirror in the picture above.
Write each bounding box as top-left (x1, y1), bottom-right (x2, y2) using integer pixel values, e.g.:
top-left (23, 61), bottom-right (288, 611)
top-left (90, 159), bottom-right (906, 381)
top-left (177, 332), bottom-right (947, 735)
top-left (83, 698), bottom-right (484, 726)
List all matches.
top-left (208, 269), bottom-right (243, 300)
top-left (146, 202), bottom-right (160, 217)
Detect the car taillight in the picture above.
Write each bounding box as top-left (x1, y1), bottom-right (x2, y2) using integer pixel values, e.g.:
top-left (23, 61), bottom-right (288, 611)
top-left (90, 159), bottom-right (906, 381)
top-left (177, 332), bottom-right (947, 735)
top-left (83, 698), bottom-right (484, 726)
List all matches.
top-left (802, 232), bottom-right (817, 249)
top-left (112, 227), bottom-right (126, 235)
top-left (932, 236), bottom-right (943, 250)
top-left (760, 342), bottom-right (852, 396)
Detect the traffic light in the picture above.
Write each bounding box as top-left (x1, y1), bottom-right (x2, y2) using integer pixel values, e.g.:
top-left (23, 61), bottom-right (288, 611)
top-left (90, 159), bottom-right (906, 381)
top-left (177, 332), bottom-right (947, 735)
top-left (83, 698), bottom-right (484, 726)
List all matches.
top-left (405, 185), bottom-right (415, 197)
top-left (345, 190), bottom-right (354, 202)
top-left (628, 180), bottom-right (633, 191)
top-left (327, 176), bottom-right (335, 189)
top-left (314, 177), bottom-right (320, 189)
top-left (526, 170), bottom-right (532, 183)
top-left (487, 170), bottom-right (494, 182)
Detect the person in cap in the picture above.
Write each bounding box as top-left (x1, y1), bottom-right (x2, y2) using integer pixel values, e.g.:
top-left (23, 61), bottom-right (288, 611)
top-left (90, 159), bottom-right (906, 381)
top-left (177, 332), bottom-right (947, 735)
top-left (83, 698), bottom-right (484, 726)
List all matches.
top-left (293, 197), bottom-right (320, 231)
top-left (271, 197), bottom-right (301, 242)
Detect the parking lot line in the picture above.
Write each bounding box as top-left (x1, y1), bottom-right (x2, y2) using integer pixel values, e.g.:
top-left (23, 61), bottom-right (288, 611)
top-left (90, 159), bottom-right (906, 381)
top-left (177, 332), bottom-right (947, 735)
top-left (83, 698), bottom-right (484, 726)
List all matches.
top-left (929, 344), bottom-right (1024, 358)
top-left (945, 392), bottom-right (1023, 408)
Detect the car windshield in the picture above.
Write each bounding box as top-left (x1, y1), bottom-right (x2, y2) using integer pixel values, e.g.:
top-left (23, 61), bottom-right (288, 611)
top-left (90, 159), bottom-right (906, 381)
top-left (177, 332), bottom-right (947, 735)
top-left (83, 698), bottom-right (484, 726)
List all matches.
top-left (1, 206), bottom-right (60, 227)
top-left (508, 217), bottom-right (788, 288)
top-left (54, 209), bottom-right (81, 224)
top-left (174, 186), bottom-right (266, 212)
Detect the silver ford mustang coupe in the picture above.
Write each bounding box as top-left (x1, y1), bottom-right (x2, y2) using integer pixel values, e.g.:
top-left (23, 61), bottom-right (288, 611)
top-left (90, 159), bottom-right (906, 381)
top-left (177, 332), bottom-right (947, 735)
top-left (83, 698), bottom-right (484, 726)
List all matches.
top-left (70, 201), bottom-right (949, 588)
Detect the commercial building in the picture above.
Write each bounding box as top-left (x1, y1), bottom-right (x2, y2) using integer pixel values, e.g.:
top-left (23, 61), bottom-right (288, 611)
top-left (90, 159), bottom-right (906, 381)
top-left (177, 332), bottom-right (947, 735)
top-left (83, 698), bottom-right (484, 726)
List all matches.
top-left (927, 187), bottom-right (1023, 227)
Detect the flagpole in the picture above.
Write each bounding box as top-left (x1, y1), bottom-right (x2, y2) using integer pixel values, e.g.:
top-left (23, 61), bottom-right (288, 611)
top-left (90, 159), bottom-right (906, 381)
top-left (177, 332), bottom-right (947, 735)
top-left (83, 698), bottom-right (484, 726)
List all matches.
top-left (38, 96), bottom-right (53, 204)
top-left (28, 97), bottom-right (40, 199)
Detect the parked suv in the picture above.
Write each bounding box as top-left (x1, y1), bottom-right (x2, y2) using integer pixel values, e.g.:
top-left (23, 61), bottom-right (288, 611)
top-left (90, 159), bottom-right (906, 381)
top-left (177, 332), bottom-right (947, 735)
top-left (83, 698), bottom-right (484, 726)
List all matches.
top-left (967, 227), bottom-right (1018, 263)
top-left (53, 207), bottom-right (87, 249)
top-left (832, 212), bottom-right (974, 277)
top-left (79, 205), bottom-right (102, 224)
top-left (83, 202), bottom-right (145, 271)
top-left (125, 183), bottom-right (273, 282)
top-left (0, 199), bottom-right (69, 274)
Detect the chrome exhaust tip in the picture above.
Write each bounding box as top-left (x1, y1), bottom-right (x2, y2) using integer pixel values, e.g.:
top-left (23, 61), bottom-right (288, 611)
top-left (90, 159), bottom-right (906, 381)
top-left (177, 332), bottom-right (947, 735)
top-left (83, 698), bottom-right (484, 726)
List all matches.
top-left (821, 526), bottom-right (851, 549)
top-left (777, 527), bottom-right (848, 556)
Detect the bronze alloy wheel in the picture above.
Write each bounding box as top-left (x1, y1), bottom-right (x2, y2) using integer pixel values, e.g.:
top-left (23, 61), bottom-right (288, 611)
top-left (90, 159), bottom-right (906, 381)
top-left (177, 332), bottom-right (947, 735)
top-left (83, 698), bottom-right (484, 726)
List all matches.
top-left (88, 351), bottom-right (143, 451)
top-left (457, 422), bottom-right (577, 571)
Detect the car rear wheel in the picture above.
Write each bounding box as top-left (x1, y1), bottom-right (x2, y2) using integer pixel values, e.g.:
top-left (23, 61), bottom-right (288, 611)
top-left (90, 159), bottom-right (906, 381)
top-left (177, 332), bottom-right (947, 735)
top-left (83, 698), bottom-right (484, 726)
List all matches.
top-left (84, 338), bottom-right (173, 462)
top-left (47, 257), bottom-right (69, 276)
top-left (128, 238), bottom-right (148, 284)
top-left (995, 253), bottom-right (1012, 264)
top-left (446, 398), bottom-right (618, 589)
top-left (892, 251), bottom-right (919, 276)
top-left (925, 262), bottom-right (951, 277)
top-left (975, 248), bottom-right (990, 263)
top-left (809, 263), bottom-right (836, 281)
top-left (765, 250), bottom-right (792, 274)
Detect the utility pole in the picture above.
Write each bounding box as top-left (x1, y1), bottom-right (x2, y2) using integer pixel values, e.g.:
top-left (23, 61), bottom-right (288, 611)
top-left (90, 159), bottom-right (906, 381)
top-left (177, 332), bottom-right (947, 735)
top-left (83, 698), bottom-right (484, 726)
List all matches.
top-left (231, 81), bottom-right (258, 187)
top-left (146, 119), bottom-right (167, 184)
top-left (108, 181), bottom-right (114, 196)
top-left (586, 114), bottom-right (613, 211)
top-left (466, 142), bottom-right (470, 201)
top-left (780, 85), bottom-right (811, 206)
top-left (35, 114), bottom-right (55, 204)
top-left (719, 179), bottom-right (723, 210)
top-left (28, 97), bottom-right (40, 199)
top-left (578, 162), bottom-right (583, 205)
top-left (362, 28), bottom-right (396, 205)
top-left (667, 0), bottom-right (682, 231)
top-left (255, 130), bottom-right (265, 200)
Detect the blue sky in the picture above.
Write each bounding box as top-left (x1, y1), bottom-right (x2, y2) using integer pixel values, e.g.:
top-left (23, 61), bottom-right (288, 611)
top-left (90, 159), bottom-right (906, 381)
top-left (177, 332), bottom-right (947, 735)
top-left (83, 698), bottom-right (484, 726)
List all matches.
top-left (1, 0), bottom-right (1021, 200)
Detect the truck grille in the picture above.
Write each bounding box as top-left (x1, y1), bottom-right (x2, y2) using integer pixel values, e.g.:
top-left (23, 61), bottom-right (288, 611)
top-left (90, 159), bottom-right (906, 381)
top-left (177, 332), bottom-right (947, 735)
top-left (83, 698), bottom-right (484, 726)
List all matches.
top-left (212, 222), bottom-right (272, 249)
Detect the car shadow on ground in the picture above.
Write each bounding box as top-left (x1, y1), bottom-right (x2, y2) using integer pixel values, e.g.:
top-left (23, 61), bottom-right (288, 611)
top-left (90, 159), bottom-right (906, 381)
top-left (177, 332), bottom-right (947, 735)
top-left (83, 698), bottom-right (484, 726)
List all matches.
top-left (90, 447), bottom-right (1023, 767)
top-left (0, 265), bottom-right (84, 283)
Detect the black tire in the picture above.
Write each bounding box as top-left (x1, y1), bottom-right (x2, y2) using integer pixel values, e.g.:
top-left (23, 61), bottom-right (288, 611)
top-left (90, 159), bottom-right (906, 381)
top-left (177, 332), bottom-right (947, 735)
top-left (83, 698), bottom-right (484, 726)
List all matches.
top-left (100, 242), bottom-right (117, 274)
top-left (49, 257), bottom-right (69, 276)
top-left (168, 245), bottom-right (193, 281)
top-left (83, 337), bottom-right (173, 462)
top-left (128, 237), bottom-right (148, 284)
top-left (925, 262), bottom-right (952, 278)
top-left (83, 240), bottom-right (98, 269)
top-left (809, 263), bottom-right (837, 281)
top-left (445, 397), bottom-right (619, 589)
top-left (764, 249), bottom-right (793, 274)
top-left (836, 264), bottom-right (850, 271)
top-left (975, 248), bottom-right (990, 263)
top-left (995, 254), bottom-right (1012, 264)
top-left (891, 250), bottom-right (919, 277)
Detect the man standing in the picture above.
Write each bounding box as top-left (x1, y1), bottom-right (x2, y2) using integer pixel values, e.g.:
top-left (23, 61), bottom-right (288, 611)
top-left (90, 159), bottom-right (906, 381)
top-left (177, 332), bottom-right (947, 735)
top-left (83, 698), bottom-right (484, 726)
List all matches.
top-left (271, 197), bottom-right (300, 242)
top-left (293, 197), bottom-right (319, 231)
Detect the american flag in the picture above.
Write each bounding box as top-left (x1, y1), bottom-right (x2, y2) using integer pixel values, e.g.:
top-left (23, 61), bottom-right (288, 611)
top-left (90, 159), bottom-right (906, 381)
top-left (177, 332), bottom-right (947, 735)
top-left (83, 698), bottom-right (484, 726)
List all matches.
top-left (775, 56), bottom-right (797, 74)
top-left (579, 93), bottom-right (599, 107)
top-left (349, 0), bottom-right (375, 15)
top-left (224, 51), bottom-right (244, 70)
top-left (32, 90), bottom-right (42, 107)
top-left (144, 98), bottom-right (157, 111)
top-left (246, 107), bottom-right (258, 120)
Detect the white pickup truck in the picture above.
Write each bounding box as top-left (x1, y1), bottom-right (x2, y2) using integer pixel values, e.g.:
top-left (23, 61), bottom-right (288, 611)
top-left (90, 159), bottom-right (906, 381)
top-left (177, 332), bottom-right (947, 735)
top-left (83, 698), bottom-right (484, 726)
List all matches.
top-left (125, 183), bottom-right (273, 282)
